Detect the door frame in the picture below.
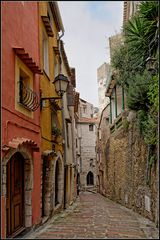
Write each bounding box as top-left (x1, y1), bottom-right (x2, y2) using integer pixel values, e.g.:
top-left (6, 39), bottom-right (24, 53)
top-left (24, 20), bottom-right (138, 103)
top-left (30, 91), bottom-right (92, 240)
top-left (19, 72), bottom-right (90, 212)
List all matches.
top-left (3, 147), bottom-right (34, 238)
top-left (6, 152), bottom-right (25, 237)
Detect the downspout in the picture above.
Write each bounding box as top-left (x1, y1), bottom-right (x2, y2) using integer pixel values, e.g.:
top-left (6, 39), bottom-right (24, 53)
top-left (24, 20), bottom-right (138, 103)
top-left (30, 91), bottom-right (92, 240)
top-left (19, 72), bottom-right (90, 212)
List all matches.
top-left (58, 30), bottom-right (67, 209)
top-left (122, 86), bottom-right (125, 111)
top-left (115, 86), bottom-right (117, 118)
top-left (109, 96), bottom-right (112, 124)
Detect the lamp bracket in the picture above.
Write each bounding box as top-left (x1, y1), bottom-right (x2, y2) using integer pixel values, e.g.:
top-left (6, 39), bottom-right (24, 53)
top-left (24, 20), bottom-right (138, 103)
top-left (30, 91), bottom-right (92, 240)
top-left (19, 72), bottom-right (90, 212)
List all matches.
top-left (40, 97), bottom-right (62, 110)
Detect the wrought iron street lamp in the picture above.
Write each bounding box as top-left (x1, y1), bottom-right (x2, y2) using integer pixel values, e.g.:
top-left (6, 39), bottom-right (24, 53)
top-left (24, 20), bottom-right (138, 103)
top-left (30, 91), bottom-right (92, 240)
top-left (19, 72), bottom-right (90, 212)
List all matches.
top-left (53, 74), bottom-right (69, 97)
top-left (40, 73), bottom-right (69, 108)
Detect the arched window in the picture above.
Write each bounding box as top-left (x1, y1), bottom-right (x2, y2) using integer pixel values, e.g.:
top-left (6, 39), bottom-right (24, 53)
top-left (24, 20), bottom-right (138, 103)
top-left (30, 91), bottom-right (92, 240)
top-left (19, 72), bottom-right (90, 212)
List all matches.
top-left (87, 171), bottom-right (94, 185)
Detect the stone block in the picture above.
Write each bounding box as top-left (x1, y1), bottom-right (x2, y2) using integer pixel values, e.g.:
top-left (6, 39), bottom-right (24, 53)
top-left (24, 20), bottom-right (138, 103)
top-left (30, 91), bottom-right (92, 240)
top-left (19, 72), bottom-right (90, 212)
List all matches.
top-left (25, 216), bottom-right (32, 227)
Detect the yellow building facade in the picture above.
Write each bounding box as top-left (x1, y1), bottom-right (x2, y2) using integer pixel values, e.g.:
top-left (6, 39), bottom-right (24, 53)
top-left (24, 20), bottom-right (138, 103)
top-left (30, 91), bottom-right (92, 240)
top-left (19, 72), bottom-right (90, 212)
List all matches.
top-left (39, 1), bottom-right (65, 218)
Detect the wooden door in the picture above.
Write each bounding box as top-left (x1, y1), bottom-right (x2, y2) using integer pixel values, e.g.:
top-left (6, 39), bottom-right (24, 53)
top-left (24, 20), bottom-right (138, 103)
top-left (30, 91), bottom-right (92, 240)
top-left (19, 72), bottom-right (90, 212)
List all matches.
top-left (6, 153), bottom-right (24, 237)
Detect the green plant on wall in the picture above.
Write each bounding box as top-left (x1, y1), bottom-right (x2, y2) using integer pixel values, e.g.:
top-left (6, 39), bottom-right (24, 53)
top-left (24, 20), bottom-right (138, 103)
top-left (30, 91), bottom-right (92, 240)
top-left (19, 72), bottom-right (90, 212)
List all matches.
top-left (111, 1), bottom-right (158, 173)
top-left (52, 126), bottom-right (61, 137)
top-left (122, 118), bottom-right (129, 132)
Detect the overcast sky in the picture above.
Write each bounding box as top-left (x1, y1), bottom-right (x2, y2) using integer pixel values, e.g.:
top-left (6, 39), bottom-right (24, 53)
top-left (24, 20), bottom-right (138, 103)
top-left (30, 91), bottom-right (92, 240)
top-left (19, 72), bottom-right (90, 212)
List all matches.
top-left (58, 1), bottom-right (123, 107)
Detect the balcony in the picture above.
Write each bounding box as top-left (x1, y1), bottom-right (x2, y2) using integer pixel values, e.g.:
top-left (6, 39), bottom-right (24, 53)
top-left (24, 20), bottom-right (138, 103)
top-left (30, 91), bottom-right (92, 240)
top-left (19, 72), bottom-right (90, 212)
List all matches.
top-left (19, 81), bottom-right (39, 111)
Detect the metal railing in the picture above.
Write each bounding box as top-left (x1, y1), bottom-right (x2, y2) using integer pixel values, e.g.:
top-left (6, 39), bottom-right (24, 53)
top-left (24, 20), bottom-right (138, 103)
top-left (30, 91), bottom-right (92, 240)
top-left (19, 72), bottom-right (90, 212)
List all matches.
top-left (19, 81), bottom-right (39, 111)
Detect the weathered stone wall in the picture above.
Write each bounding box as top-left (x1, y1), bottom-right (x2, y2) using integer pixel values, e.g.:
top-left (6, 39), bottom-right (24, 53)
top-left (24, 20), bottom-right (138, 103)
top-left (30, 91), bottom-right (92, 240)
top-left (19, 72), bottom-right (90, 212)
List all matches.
top-left (78, 123), bottom-right (97, 191)
top-left (102, 111), bottom-right (158, 224)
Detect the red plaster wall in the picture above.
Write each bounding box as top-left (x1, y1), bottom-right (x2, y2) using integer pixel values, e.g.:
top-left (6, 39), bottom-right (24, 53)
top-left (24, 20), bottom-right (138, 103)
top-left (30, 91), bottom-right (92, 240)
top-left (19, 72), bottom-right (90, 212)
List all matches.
top-left (2, 1), bottom-right (40, 120)
top-left (2, 2), bottom-right (41, 235)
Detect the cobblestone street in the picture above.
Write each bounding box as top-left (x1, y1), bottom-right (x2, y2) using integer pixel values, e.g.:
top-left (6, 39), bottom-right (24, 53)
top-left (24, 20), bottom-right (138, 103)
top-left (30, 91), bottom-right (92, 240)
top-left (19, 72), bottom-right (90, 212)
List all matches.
top-left (23, 192), bottom-right (158, 239)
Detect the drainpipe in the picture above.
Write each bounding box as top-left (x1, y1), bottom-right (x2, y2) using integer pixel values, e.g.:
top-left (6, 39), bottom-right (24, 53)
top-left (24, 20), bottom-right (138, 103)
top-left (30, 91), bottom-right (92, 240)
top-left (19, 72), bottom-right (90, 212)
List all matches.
top-left (109, 96), bottom-right (112, 124)
top-left (115, 86), bottom-right (117, 118)
top-left (122, 86), bottom-right (125, 111)
top-left (58, 31), bottom-right (67, 209)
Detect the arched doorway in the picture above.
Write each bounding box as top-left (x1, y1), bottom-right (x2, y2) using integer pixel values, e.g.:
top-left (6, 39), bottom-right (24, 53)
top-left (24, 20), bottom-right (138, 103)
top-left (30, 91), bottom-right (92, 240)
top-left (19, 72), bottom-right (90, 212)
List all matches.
top-left (87, 171), bottom-right (94, 185)
top-left (77, 173), bottom-right (80, 185)
top-left (6, 152), bottom-right (24, 237)
top-left (54, 156), bottom-right (63, 208)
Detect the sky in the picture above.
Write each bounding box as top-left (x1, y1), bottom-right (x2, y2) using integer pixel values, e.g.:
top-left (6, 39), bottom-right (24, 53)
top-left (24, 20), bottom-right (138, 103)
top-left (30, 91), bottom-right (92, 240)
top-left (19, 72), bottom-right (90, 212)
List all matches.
top-left (58, 1), bottom-right (123, 107)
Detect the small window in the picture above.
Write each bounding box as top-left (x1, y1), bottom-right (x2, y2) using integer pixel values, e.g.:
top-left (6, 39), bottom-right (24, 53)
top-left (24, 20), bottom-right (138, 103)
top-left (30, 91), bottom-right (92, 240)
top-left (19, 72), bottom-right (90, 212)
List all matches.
top-left (76, 139), bottom-right (78, 148)
top-left (90, 159), bottom-right (93, 167)
top-left (51, 110), bottom-right (60, 133)
top-left (19, 69), bottom-right (30, 105)
top-left (106, 117), bottom-right (109, 125)
top-left (89, 124), bottom-right (93, 131)
top-left (15, 56), bottom-right (34, 117)
top-left (83, 105), bottom-right (86, 113)
top-left (47, 6), bottom-right (53, 31)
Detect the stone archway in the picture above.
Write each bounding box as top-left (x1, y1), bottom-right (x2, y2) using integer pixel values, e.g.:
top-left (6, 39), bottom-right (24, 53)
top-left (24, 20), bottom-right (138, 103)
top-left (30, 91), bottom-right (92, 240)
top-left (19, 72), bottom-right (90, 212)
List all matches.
top-left (87, 171), bottom-right (94, 185)
top-left (53, 152), bottom-right (63, 210)
top-left (2, 145), bottom-right (33, 237)
top-left (41, 155), bottom-right (54, 217)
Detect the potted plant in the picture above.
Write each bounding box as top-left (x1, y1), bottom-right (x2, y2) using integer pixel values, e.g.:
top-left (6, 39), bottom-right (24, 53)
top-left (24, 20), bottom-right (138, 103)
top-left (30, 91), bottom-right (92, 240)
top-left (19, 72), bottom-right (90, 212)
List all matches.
top-left (51, 126), bottom-right (61, 141)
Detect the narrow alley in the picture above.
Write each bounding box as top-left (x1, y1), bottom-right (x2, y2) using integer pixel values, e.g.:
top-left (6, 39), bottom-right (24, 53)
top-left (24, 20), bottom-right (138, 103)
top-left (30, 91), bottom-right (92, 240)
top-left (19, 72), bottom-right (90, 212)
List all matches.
top-left (23, 192), bottom-right (158, 239)
top-left (1, 2), bottom-right (159, 239)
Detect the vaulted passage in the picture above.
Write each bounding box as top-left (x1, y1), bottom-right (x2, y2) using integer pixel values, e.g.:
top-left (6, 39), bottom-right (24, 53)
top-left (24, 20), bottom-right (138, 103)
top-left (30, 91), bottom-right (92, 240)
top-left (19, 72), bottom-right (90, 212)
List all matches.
top-left (87, 171), bottom-right (94, 185)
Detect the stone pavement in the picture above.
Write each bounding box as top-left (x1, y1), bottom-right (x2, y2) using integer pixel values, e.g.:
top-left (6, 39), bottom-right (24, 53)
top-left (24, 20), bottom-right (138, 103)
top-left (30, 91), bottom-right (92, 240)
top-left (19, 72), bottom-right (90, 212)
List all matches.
top-left (23, 192), bottom-right (159, 239)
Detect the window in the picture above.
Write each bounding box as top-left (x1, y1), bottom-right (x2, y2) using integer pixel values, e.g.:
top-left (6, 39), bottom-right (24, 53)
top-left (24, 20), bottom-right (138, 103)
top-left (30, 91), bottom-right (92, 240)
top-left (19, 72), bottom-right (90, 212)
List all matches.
top-left (19, 69), bottom-right (30, 105)
top-left (76, 139), bottom-right (78, 148)
top-left (15, 56), bottom-right (34, 118)
top-left (83, 105), bottom-right (86, 113)
top-left (47, 6), bottom-right (53, 31)
top-left (43, 32), bottom-right (49, 76)
top-left (80, 107), bottom-right (82, 117)
top-left (90, 159), bottom-right (93, 167)
top-left (106, 117), bottom-right (109, 125)
top-left (51, 110), bottom-right (60, 134)
top-left (89, 124), bottom-right (93, 131)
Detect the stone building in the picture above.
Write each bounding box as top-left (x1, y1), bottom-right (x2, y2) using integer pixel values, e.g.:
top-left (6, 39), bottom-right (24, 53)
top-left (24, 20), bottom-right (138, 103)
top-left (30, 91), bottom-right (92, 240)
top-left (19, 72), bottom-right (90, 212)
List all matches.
top-left (77, 98), bottom-right (98, 191)
top-left (97, 63), bottom-right (110, 114)
top-left (97, 108), bottom-right (159, 224)
top-left (123, 1), bottom-right (140, 26)
top-left (109, 33), bottom-right (123, 60)
top-left (96, 104), bottom-right (110, 195)
top-left (106, 33), bottom-right (126, 125)
top-left (97, 0), bottom-right (158, 226)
